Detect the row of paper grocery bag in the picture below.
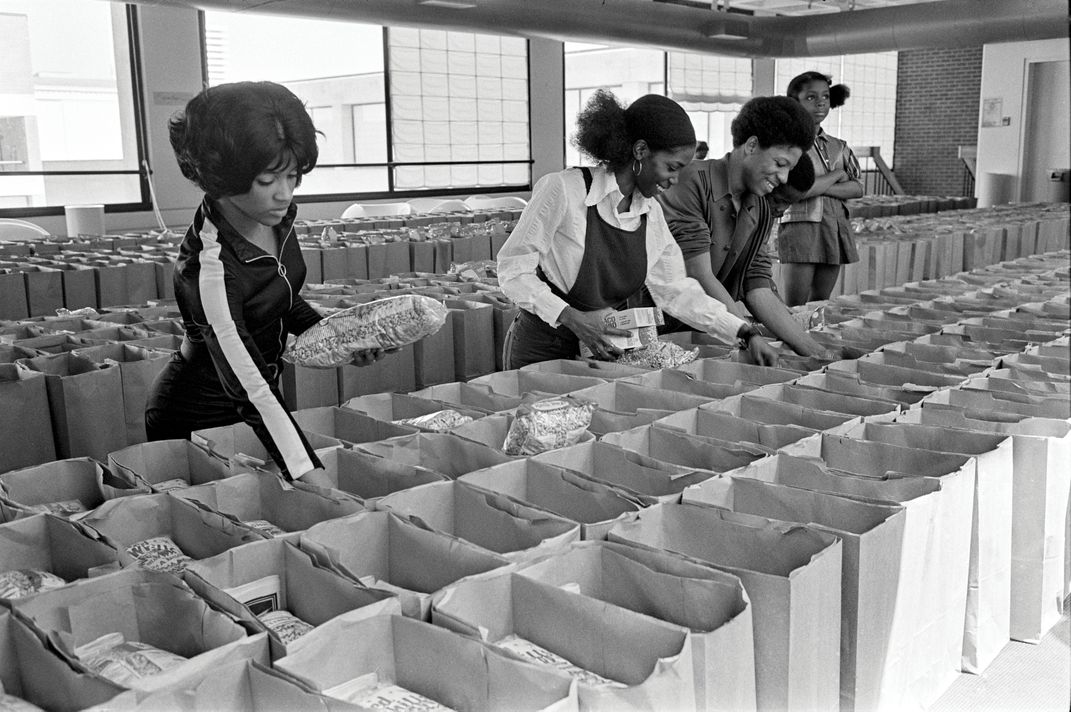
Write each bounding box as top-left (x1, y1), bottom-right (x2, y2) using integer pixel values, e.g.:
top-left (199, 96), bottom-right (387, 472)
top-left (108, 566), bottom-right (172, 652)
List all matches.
top-left (0, 271), bottom-right (1067, 710)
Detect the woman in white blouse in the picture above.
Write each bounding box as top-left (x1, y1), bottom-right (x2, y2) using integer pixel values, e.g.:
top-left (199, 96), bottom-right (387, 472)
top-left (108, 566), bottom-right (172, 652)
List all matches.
top-left (497, 89), bottom-right (777, 368)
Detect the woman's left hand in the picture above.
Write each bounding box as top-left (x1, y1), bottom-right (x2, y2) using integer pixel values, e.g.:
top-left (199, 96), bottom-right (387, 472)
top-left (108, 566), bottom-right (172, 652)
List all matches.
top-left (349, 347), bottom-right (398, 367)
top-left (745, 335), bottom-right (779, 367)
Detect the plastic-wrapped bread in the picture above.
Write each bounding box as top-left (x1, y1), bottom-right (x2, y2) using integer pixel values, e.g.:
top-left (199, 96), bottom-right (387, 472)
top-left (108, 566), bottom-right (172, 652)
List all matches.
top-left (502, 396), bottom-right (595, 456)
top-left (257, 610), bottom-right (314, 645)
top-left (0, 569), bottom-right (67, 599)
top-left (284, 295), bottom-right (448, 368)
top-left (392, 409), bottom-right (474, 432)
top-left (75, 632), bottom-right (187, 687)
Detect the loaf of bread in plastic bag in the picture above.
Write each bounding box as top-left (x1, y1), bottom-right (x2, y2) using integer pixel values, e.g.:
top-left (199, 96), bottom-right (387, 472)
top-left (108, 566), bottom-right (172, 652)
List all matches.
top-left (284, 295), bottom-right (448, 369)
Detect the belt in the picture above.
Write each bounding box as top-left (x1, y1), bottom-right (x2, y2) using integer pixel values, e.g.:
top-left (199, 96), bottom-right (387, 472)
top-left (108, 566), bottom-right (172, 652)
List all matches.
top-left (180, 335), bottom-right (280, 381)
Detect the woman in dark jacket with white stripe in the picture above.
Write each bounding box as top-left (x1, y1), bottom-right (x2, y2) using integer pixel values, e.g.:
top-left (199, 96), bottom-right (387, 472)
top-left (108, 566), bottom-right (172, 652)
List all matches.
top-left (145, 81), bottom-right (381, 485)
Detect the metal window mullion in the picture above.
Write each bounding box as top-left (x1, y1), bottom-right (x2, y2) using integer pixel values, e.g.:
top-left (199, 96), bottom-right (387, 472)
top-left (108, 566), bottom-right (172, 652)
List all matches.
top-left (382, 25), bottom-right (395, 193)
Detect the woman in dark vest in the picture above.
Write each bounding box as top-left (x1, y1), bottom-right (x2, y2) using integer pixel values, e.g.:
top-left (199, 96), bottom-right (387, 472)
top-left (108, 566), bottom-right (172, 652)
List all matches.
top-left (498, 89), bottom-right (776, 368)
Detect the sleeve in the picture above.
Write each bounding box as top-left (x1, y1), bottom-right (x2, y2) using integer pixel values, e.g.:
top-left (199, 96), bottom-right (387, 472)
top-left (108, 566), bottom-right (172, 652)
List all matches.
top-left (190, 234), bottom-right (321, 480)
top-left (842, 142), bottom-right (862, 181)
top-left (657, 163), bottom-right (713, 261)
top-left (496, 171), bottom-right (572, 326)
top-left (743, 200), bottom-right (776, 294)
top-left (285, 295), bottom-right (323, 336)
top-left (644, 203), bottom-right (748, 343)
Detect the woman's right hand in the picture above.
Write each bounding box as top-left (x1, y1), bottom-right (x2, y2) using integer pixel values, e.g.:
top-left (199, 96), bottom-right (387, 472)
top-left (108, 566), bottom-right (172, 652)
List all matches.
top-left (558, 306), bottom-right (632, 360)
top-left (744, 334), bottom-right (779, 367)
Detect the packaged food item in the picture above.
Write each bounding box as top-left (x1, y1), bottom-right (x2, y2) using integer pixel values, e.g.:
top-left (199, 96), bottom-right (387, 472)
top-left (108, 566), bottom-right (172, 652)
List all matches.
top-left (325, 673), bottom-right (456, 711)
top-left (125, 536), bottom-right (192, 574)
top-left (257, 610), bottom-right (313, 645)
top-left (616, 340), bottom-right (699, 369)
top-left (502, 396), bottom-right (595, 456)
top-left (392, 409), bottom-right (474, 432)
top-left (242, 519), bottom-right (287, 537)
top-left (75, 632), bottom-right (187, 687)
top-left (493, 634), bottom-right (625, 688)
top-left (150, 478), bottom-right (189, 492)
top-left (0, 569), bottom-right (67, 599)
top-left (25, 499), bottom-right (89, 517)
top-left (0, 693), bottom-right (45, 711)
top-left (285, 295), bottom-right (449, 368)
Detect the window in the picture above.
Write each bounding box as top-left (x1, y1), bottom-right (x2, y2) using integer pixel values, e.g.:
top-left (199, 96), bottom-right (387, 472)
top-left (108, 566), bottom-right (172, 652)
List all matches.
top-left (0, 0), bottom-right (145, 214)
top-left (202, 12), bottom-right (531, 198)
top-left (776, 52), bottom-right (898, 165)
top-left (563, 43), bottom-right (750, 164)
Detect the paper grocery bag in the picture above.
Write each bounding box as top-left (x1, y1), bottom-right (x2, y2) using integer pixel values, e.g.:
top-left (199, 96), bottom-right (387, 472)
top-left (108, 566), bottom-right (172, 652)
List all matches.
top-left (460, 459), bottom-right (646, 540)
top-left (531, 439), bottom-right (710, 502)
top-left (340, 391), bottom-right (485, 430)
top-left (899, 403), bottom-right (1071, 644)
top-left (569, 381), bottom-right (714, 436)
top-left (778, 434), bottom-right (976, 710)
top-left (172, 471), bottom-right (364, 538)
top-left (11, 568), bottom-right (268, 694)
top-left (280, 360), bottom-right (340, 411)
top-left (514, 540), bottom-right (757, 712)
top-left (745, 382), bottom-right (902, 421)
top-left (376, 480), bottom-right (580, 561)
top-left (451, 411), bottom-right (594, 458)
top-left (0, 364), bottom-right (55, 472)
top-left (0, 269), bottom-right (29, 320)
top-left (191, 420), bottom-right (342, 474)
top-left (299, 510), bottom-right (510, 619)
top-left (463, 292), bottom-right (520, 372)
top-left (0, 514), bottom-right (120, 592)
top-left (292, 404), bottom-right (417, 446)
top-left (847, 419), bottom-right (1014, 673)
top-left (338, 343), bottom-right (416, 398)
top-left (0, 456), bottom-right (144, 516)
top-left (275, 613), bottom-right (577, 712)
top-left (184, 538), bottom-right (399, 659)
top-left (794, 371), bottom-right (931, 406)
top-left (16, 351), bottom-right (127, 460)
top-left (619, 368), bottom-right (747, 399)
top-left (658, 406), bottom-right (814, 452)
top-left (433, 570), bottom-right (694, 712)
top-left (107, 439), bottom-right (233, 493)
top-left (609, 502), bottom-right (842, 712)
top-left (469, 367), bottom-right (606, 396)
top-left (443, 298), bottom-right (496, 381)
top-left (313, 447), bottom-right (447, 508)
top-left (685, 476), bottom-right (906, 712)
top-left (702, 393), bottom-right (863, 434)
top-left (355, 431), bottom-right (513, 480)
top-left (410, 380), bottom-right (524, 414)
top-left (519, 356), bottom-right (650, 380)
top-left (601, 424), bottom-right (766, 477)
top-left (72, 342), bottom-right (170, 445)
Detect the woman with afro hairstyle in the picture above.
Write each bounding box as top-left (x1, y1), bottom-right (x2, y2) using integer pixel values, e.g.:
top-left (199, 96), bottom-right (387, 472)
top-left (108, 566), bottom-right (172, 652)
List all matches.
top-left (145, 81), bottom-right (383, 486)
top-left (777, 71), bottom-right (864, 305)
top-left (497, 89), bottom-right (776, 368)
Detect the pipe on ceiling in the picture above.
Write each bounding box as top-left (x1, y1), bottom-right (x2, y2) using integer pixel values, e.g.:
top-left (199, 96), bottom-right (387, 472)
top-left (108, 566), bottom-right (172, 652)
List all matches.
top-left (125, 0), bottom-right (1069, 57)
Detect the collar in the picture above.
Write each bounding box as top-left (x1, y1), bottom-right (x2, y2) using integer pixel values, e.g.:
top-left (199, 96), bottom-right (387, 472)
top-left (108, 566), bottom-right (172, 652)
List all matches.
top-left (711, 152), bottom-right (761, 215)
top-left (583, 165), bottom-right (654, 218)
top-left (196, 197), bottom-right (297, 262)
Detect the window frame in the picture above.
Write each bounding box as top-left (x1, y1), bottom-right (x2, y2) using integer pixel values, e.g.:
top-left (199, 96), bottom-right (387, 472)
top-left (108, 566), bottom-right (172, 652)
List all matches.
top-left (0, 3), bottom-right (152, 219)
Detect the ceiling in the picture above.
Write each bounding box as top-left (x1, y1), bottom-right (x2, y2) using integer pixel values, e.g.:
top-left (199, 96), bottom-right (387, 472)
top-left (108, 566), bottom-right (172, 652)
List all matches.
top-left (125, 0), bottom-right (1069, 57)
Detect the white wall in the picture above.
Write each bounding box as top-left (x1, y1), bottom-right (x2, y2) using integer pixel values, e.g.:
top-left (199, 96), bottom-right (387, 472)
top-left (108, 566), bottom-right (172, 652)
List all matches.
top-left (976, 38), bottom-right (1071, 206)
top-left (29, 6), bottom-right (561, 235)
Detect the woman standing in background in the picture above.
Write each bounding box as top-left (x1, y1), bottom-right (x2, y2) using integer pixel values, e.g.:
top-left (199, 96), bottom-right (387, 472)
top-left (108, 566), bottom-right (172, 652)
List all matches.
top-left (777, 71), bottom-right (864, 306)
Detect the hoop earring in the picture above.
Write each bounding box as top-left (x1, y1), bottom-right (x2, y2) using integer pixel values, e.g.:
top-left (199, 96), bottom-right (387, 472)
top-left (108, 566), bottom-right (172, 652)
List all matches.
top-left (633, 159), bottom-right (643, 177)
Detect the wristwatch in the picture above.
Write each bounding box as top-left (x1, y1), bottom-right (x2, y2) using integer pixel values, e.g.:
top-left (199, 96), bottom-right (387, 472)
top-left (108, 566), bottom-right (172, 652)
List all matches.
top-left (736, 323), bottom-right (760, 349)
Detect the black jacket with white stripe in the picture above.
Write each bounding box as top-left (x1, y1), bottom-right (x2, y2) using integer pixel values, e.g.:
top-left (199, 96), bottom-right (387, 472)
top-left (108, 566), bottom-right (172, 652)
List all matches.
top-left (173, 198), bottom-right (323, 479)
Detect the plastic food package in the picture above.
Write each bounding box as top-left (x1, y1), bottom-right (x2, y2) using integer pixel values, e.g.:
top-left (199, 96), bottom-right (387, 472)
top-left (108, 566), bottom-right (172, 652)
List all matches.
top-left (151, 478), bottom-right (190, 492)
top-left (125, 536), bottom-right (192, 574)
top-left (25, 499), bottom-right (89, 517)
top-left (616, 340), bottom-right (699, 369)
top-left (242, 519), bottom-right (287, 537)
top-left (493, 634), bottom-right (625, 688)
top-left (0, 569), bottom-right (67, 599)
top-left (502, 396), bottom-right (595, 456)
top-left (325, 673), bottom-right (456, 711)
top-left (284, 295), bottom-right (449, 368)
top-left (75, 632), bottom-right (187, 687)
top-left (257, 610), bottom-right (314, 645)
top-left (392, 409), bottom-right (474, 432)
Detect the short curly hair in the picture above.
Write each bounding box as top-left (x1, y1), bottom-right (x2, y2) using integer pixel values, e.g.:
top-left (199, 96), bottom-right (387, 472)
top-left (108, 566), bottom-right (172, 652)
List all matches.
top-left (730, 96), bottom-right (814, 151)
top-left (169, 81), bottom-right (318, 199)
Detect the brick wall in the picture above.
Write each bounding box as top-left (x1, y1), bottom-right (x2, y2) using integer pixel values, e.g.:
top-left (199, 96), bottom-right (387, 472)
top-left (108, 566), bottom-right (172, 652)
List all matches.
top-left (894, 47), bottom-right (982, 197)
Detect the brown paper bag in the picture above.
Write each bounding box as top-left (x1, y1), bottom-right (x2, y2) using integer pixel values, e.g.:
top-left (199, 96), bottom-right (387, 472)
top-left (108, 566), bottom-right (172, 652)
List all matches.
top-left (746, 383), bottom-right (902, 420)
top-left (608, 502), bottom-right (842, 712)
top-left (11, 568), bottom-right (268, 693)
top-left (568, 381), bottom-right (714, 437)
top-left (0, 364), bottom-right (55, 472)
top-left (459, 459), bottom-right (646, 540)
top-left (355, 431), bottom-right (513, 480)
top-left (377, 479), bottom-right (580, 561)
top-left (275, 613), bottom-right (577, 711)
top-left (515, 540), bottom-right (757, 712)
top-left (443, 298), bottom-right (496, 381)
top-left (519, 356), bottom-right (649, 380)
top-left (340, 391), bottom-right (485, 431)
top-left (313, 447), bottom-right (448, 508)
top-left (685, 477), bottom-right (907, 712)
top-left (107, 439), bottom-right (233, 493)
top-left (338, 343), bottom-right (416, 398)
top-left (703, 393), bottom-right (864, 433)
top-left (72, 343), bottom-right (170, 445)
top-left (292, 404), bottom-right (417, 445)
top-left (172, 471), bottom-right (364, 538)
top-left (184, 538), bottom-right (399, 659)
top-left (299, 511), bottom-right (510, 619)
top-left (0, 514), bottom-right (120, 591)
top-left (191, 421), bottom-right (342, 474)
top-left (280, 361), bottom-right (340, 411)
top-left (0, 269), bottom-right (29, 320)
top-left (16, 352), bottom-right (127, 460)
top-left (433, 570), bottom-right (694, 712)
top-left (0, 456), bottom-right (144, 514)
top-left (600, 424), bottom-right (766, 478)
top-left (655, 406), bottom-right (818, 451)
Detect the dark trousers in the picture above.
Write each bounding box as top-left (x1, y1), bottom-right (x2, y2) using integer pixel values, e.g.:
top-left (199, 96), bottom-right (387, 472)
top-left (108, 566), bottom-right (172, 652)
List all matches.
top-left (144, 352), bottom-right (242, 441)
top-left (502, 310), bottom-right (581, 369)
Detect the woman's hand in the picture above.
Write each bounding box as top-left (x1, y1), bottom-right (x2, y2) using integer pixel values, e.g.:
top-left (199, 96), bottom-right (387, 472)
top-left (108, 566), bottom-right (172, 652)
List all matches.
top-left (744, 334), bottom-right (780, 367)
top-left (557, 306), bottom-right (631, 361)
top-left (349, 347), bottom-right (398, 367)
